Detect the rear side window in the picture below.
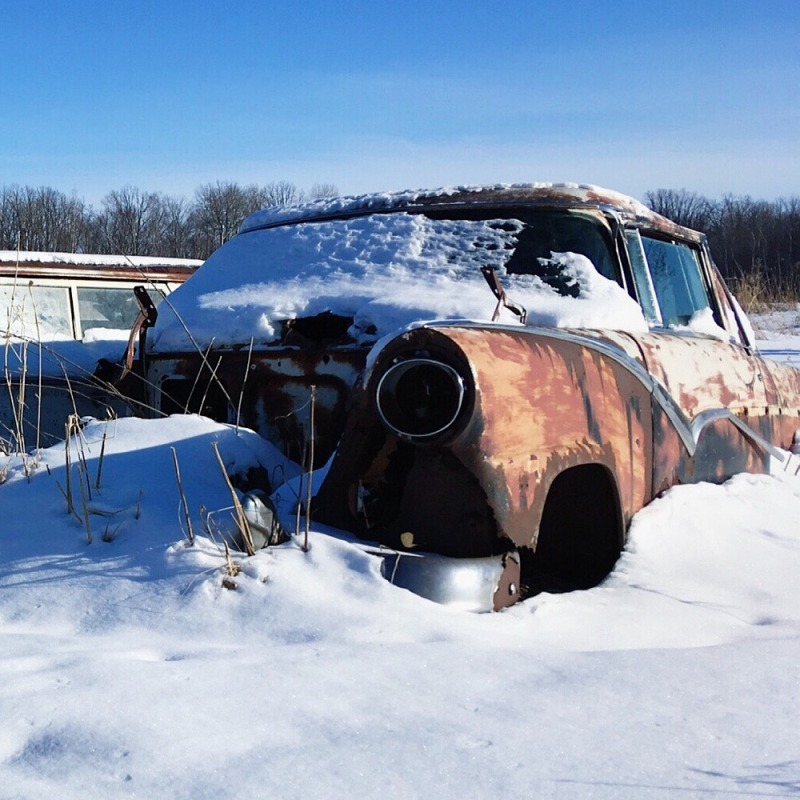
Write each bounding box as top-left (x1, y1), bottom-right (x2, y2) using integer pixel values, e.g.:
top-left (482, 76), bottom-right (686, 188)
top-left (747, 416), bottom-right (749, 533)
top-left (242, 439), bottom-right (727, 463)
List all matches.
top-left (641, 237), bottom-right (711, 326)
top-left (0, 284), bottom-right (74, 339)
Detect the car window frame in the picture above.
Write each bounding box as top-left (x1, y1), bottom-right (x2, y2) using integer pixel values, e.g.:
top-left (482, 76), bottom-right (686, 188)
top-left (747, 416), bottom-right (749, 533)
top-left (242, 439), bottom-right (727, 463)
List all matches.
top-left (623, 226), bottom-right (738, 340)
top-left (0, 276), bottom-right (177, 341)
top-left (623, 228), bottom-right (662, 326)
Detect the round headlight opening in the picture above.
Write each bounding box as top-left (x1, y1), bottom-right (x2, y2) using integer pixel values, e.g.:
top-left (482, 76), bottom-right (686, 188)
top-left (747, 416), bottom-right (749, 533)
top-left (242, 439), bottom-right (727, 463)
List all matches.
top-left (376, 358), bottom-right (466, 439)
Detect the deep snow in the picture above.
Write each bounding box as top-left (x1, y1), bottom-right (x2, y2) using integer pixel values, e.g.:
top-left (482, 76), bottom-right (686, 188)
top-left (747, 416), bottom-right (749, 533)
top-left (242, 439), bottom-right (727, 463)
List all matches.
top-left (3, 199), bottom-right (800, 799)
top-left (1, 305), bottom-right (800, 798)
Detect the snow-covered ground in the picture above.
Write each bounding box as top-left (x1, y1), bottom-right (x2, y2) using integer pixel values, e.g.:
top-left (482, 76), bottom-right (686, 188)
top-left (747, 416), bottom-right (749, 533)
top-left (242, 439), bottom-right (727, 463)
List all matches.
top-left (1, 308), bottom-right (800, 799)
top-left (751, 304), bottom-right (800, 367)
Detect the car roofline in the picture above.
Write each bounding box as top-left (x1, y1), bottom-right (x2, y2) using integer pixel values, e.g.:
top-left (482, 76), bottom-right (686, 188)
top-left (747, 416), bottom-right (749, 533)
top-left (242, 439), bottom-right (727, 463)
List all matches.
top-left (239, 182), bottom-right (702, 242)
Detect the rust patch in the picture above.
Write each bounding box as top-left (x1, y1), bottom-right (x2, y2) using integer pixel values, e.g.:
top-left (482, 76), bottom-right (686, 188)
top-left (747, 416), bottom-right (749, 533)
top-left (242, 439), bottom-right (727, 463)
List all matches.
top-left (144, 345), bottom-right (369, 467)
top-left (493, 552), bottom-right (521, 611)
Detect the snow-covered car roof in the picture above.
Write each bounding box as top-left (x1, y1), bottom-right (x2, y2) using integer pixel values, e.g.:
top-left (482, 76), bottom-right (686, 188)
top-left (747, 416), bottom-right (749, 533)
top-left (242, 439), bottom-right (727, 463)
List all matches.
top-left (240, 182), bottom-right (701, 242)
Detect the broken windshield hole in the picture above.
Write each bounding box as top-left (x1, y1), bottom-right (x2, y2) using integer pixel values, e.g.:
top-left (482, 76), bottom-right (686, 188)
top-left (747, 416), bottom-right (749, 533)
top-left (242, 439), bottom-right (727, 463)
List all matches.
top-left (281, 311), bottom-right (354, 346)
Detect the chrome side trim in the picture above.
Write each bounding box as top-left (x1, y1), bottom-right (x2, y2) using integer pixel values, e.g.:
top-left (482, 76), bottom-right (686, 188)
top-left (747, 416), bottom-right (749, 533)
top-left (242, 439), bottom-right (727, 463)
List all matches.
top-left (414, 320), bottom-right (782, 461)
top-left (690, 408), bottom-right (785, 461)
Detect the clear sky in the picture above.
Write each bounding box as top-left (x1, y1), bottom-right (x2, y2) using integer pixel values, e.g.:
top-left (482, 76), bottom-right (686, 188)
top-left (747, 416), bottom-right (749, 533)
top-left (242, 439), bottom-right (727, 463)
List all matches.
top-left (2, 0), bottom-right (798, 206)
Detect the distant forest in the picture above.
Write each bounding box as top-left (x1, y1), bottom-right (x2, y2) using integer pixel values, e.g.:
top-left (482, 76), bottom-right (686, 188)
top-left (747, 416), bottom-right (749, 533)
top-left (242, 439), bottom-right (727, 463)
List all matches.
top-left (0, 181), bottom-right (337, 262)
top-left (1, 183), bottom-right (798, 304)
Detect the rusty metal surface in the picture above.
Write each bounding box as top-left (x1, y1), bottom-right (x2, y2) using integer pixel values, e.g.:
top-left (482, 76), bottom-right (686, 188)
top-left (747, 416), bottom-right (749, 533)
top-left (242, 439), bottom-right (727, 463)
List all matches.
top-left (315, 320), bottom-right (800, 569)
top-left (143, 345), bottom-right (369, 469)
top-left (0, 253), bottom-right (200, 283)
top-left (445, 326), bottom-right (653, 548)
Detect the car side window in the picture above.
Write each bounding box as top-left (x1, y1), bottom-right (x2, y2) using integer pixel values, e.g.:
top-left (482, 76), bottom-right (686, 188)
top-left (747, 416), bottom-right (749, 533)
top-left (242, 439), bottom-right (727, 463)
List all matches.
top-left (625, 230), bottom-right (661, 325)
top-left (76, 285), bottom-right (169, 336)
top-left (0, 284), bottom-right (74, 339)
top-left (641, 236), bottom-right (711, 327)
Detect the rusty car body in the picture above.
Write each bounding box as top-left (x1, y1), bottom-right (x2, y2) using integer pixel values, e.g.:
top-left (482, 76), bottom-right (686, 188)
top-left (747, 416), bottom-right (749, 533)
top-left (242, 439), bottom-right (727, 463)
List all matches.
top-left (127, 185), bottom-right (800, 610)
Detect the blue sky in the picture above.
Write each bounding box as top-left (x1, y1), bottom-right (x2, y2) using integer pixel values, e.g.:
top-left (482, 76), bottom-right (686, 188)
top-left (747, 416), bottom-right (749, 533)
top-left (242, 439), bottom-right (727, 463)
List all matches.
top-left (2, 0), bottom-right (798, 205)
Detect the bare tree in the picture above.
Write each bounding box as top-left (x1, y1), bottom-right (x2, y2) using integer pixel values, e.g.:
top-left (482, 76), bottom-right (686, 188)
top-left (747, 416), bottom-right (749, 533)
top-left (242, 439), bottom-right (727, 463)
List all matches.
top-left (0, 186), bottom-right (89, 252)
top-left (159, 195), bottom-right (192, 258)
top-left (190, 181), bottom-right (250, 256)
top-left (262, 180), bottom-right (302, 207)
top-left (308, 183), bottom-right (339, 200)
top-left (644, 188), bottom-right (713, 232)
top-left (189, 181), bottom-right (300, 258)
top-left (96, 186), bottom-right (164, 255)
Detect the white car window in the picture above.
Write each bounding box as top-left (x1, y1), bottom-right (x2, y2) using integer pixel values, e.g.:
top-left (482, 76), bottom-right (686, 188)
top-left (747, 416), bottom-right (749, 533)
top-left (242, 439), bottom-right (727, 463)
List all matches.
top-left (0, 284), bottom-right (73, 339)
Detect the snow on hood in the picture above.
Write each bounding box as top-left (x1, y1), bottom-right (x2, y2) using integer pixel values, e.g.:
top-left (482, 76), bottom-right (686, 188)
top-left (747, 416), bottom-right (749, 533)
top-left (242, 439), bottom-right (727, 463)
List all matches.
top-left (151, 211), bottom-right (646, 351)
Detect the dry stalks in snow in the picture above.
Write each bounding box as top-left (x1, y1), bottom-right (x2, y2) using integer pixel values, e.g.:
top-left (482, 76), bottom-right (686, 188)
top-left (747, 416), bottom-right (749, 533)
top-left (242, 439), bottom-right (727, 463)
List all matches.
top-left (303, 385), bottom-right (317, 552)
top-left (212, 440), bottom-right (255, 556)
top-left (235, 336), bottom-right (254, 434)
top-left (95, 429), bottom-right (108, 491)
top-left (171, 446), bottom-right (195, 546)
top-left (53, 417), bottom-right (141, 542)
top-left (221, 541), bottom-right (241, 590)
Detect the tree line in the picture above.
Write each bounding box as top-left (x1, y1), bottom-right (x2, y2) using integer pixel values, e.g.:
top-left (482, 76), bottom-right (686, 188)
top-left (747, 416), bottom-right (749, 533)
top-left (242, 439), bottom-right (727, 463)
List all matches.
top-left (1, 182), bottom-right (798, 302)
top-left (0, 181), bottom-right (338, 261)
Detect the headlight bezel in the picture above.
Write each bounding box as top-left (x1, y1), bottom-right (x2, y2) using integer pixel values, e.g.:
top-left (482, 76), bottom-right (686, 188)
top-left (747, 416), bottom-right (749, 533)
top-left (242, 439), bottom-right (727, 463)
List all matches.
top-left (374, 349), bottom-right (474, 444)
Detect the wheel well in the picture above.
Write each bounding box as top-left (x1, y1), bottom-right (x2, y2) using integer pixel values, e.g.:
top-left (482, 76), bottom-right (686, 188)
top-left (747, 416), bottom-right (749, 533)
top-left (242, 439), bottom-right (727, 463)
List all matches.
top-left (520, 463), bottom-right (623, 596)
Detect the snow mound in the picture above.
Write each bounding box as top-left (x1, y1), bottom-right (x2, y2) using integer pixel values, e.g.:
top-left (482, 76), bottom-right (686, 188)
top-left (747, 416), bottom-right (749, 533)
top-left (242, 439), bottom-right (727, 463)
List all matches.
top-left (3, 413), bottom-right (800, 798)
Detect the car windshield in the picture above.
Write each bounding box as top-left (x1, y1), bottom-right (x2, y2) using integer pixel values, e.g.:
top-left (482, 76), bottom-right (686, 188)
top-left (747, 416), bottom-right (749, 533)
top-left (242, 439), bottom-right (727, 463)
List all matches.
top-left (422, 207), bottom-right (619, 294)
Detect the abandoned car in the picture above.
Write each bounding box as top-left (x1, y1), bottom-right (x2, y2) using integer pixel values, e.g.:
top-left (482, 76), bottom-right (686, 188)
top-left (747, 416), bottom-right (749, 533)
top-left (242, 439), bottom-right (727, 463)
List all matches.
top-left (120, 184), bottom-right (800, 611)
top-left (1, 251), bottom-right (199, 449)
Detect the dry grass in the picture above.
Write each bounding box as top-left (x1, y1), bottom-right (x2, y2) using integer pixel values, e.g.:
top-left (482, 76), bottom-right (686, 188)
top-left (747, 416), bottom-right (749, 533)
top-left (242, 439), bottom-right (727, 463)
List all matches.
top-left (212, 440), bottom-right (256, 555)
top-left (171, 446), bottom-right (195, 546)
top-left (732, 272), bottom-right (800, 313)
top-left (732, 272), bottom-right (770, 313)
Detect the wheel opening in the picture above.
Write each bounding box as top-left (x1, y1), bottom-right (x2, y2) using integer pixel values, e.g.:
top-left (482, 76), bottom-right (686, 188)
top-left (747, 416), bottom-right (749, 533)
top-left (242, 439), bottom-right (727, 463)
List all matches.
top-left (521, 464), bottom-right (623, 596)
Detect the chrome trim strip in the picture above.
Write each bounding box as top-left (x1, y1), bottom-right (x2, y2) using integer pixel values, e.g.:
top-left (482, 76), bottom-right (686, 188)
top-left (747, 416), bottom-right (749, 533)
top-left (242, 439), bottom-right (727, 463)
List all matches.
top-left (375, 357), bottom-right (465, 439)
top-left (690, 408), bottom-right (785, 461)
